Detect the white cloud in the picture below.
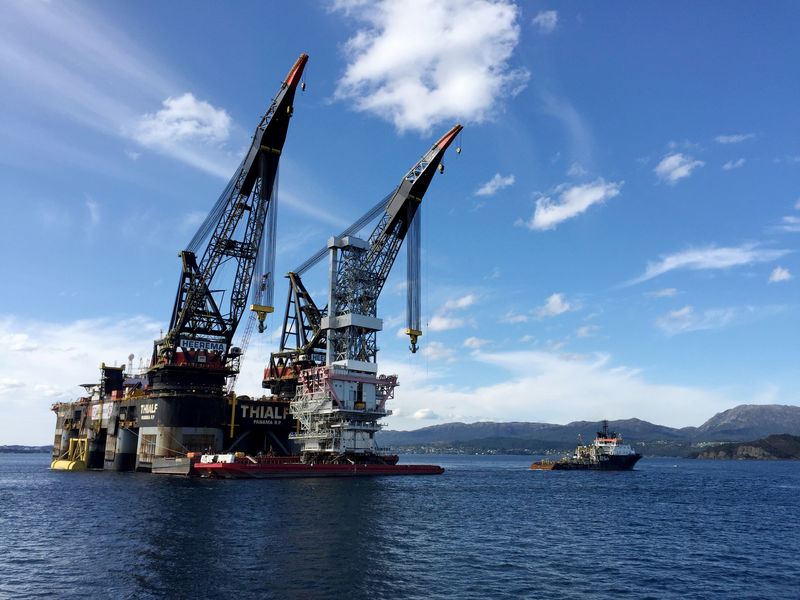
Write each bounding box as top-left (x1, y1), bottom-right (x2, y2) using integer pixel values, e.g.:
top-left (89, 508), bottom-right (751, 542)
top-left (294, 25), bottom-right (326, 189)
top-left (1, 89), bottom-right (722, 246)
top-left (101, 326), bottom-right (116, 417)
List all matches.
top-left (769, 266), bottom-right (792, 283)
top-left (628, 243), bottom-right (790, 285)
top-left (654, 153), bottom-right (704, 184)
top-left (538, 293), bottom-right (571, 318)
top-left (531, 10), bottom-right (558, 33)
top-left (428, 315), bottom-right (466, 331)
top-left (428, 294), bottom-right (476, 331)
top-left (525, 178), bottom-right (622, 230)
top-left (1, 333), bottom-right (39, 352)
top-left (722, 158), bottom-right (745, 170)
top-left (475, 173), bottom-right (515, 196)
top-left (381, 350), bottom-right (740, 430)
top-left (421, 340), bottom-right (456, 362)
top-left (0, 315), bottom-right (162, 444)
top-left (412, 407), bottom-right (440, 420)
top-left (441, 294), bottom-right (477, 311)
top-left (333, 0), bottom-right (528, 133)
top-left (463, 336), bottom-right (489, 349)
top-left (655, 305), bottom-right (736, 335)
top-left (135, 94), bottom-right (231, 146)
top-left (715, 133), bottom-right (755, 144)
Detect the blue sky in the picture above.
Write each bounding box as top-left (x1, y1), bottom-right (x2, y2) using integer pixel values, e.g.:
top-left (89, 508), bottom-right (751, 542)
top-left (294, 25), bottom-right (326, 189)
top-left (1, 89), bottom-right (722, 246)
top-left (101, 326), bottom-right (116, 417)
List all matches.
top-left (1, 0), bottom-right (798, 444)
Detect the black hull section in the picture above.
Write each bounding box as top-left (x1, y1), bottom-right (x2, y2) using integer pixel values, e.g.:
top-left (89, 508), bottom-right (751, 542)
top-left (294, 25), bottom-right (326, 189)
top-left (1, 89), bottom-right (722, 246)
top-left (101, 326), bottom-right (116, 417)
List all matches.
top-left (552, 454), bottom-right (642, 471)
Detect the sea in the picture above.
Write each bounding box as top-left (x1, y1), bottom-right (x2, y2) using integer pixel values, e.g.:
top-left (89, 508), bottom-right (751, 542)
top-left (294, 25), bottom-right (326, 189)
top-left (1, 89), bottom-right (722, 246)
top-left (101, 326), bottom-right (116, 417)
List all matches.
top-left (1, 454), bottom-right (798, 600)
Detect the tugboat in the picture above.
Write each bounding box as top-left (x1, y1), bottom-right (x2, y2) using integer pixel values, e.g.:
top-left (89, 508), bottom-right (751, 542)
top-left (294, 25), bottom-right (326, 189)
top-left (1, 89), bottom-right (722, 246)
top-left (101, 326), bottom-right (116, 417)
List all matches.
top-left (530, 420), bottom-right (642, 471)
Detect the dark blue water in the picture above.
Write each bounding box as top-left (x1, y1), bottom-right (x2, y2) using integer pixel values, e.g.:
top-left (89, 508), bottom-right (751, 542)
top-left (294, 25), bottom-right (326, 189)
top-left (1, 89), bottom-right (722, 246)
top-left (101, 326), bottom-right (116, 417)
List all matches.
top-left (1, 454), bottom-right (798, 599)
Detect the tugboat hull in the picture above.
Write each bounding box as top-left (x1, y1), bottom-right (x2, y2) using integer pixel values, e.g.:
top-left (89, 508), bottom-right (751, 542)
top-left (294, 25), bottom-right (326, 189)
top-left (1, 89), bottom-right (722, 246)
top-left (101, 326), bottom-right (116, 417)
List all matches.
top-left (551, 453), bottom-right (641, 471)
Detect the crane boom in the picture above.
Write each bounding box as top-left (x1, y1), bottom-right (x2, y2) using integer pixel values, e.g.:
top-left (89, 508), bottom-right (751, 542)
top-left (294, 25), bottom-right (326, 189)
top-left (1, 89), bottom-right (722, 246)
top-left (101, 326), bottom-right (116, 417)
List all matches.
top-left (154, 54), bottom-right (307, 371)
top-left (264, 124), bottom-right (462, 395)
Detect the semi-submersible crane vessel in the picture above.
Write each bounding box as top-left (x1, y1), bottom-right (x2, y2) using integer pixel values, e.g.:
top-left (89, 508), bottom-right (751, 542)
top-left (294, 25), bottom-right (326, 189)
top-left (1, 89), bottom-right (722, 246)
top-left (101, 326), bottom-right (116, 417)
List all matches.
top-left (50, 53), bottom-right (460, 477)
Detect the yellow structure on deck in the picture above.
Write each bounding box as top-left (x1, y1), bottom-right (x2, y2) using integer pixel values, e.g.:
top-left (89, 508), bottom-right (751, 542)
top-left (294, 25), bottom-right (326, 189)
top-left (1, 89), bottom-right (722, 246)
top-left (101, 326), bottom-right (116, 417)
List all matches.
top-left (51, 438), bottom-right (89, 471)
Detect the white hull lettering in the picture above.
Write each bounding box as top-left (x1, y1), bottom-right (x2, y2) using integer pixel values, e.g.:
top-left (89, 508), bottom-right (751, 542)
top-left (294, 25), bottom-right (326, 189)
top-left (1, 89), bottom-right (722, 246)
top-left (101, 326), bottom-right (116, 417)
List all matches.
top-left (241, 405), bottom-right (285, 421)
top-left (179, 338), bottom-right (226, 353)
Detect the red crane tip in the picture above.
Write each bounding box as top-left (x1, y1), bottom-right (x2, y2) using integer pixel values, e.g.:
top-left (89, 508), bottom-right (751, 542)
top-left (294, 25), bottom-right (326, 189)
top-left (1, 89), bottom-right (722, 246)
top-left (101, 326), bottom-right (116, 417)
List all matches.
top-left (285, 54), bottom-right (309, 89)
top-left (435, 124), bottom-right (463, 151)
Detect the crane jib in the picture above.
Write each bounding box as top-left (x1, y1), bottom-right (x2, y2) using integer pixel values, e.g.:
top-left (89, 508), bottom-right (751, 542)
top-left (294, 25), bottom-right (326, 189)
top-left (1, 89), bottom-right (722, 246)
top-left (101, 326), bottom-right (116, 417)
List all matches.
top-left (155, 54), bottom-right (307, 372)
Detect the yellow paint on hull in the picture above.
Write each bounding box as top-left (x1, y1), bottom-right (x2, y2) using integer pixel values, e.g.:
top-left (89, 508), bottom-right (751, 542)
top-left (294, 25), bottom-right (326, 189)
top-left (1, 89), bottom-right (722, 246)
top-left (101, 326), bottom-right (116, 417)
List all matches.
top-left (50, 459), bottom-right (87, 471)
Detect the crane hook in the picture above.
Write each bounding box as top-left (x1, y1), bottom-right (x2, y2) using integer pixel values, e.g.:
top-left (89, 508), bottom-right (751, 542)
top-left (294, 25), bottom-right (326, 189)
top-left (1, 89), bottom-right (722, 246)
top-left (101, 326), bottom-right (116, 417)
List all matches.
top-left (406, 329), bottom-right (421, 354)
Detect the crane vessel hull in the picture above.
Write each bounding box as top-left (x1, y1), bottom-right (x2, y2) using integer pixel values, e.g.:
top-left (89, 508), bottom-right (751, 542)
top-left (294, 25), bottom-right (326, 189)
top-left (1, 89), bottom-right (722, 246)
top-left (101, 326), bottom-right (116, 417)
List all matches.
top-left (50, 364), bottom-right (297, 473)
top-left (191, 454), bottom-right (444, 478)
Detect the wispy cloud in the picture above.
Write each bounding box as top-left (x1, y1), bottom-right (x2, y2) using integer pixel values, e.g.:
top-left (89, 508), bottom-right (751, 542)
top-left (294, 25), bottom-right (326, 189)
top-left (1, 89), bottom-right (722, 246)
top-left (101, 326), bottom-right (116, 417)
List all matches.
top-left (567, 162), bottom-right (587, 177)
top-left (1, 1), bottom-right (242, 178)
top-left (539, 91), bottom-right (594, 167)
top-left (722, 158), bottom-right (745, 170)
top-left (715, 133), bottom-right (756, 144)
top-left (655, 305), bottom-right (736, 335)
top-left (333, 0), bottom-right (528, 133)
top-left (769, 266), bottom-right (792, 283)
top-left (523, 178), bottom-right (622, 230)
top-left (654, 153), bottom-right (704, 184)
top-left (475, 173), bottom-right (515, 196)
top-left (646, 288), bottom-right (678, 298)
top-left (532, 10), bottom-right (558, 33)
top-left (500, 311), bottom-right (529, 324)
top-left (777, 216), bottom-right (800, 233)
top-left (85, 199), bottom-right (100, 228)
top-left (575, 325), bottom-right (599, 338)
top-left (628, 243), bottom-right (790, 285)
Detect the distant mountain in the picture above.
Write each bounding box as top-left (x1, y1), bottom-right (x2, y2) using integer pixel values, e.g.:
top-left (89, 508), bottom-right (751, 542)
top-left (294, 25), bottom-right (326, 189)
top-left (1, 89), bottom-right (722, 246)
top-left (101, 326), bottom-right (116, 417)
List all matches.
top-left (378, 418), bottom-right (688, 447)
top-left (695, 405), bottom-right (800, 441)
top-left (377, 404), bottom-right (800, 455)
top-left (690, 434), bottom-right (800, 460)
top-left (0, 445), bottom-right (52, 454)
